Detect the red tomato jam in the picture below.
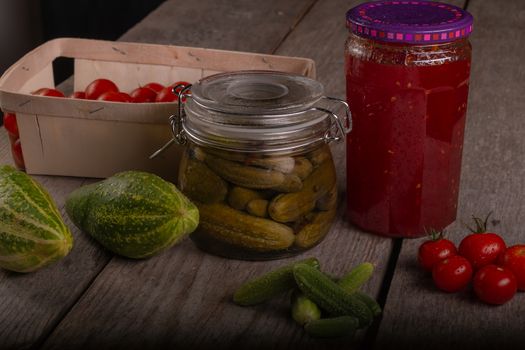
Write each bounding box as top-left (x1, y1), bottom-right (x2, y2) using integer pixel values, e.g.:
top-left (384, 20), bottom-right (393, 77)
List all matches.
top-left (345, 34), bottom-right (472, 237)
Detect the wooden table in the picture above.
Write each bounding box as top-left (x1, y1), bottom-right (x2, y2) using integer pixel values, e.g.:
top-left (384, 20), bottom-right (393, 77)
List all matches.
top-left (1, 0), bottom-right (524, 349)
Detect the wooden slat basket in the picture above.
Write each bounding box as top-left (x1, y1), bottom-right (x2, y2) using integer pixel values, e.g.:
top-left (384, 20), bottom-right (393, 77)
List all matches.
top-left (0, 38), bottom-right (316, 181)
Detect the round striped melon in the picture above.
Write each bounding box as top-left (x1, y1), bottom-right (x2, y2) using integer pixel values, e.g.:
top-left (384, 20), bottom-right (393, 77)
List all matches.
top-left (0, 165), bottom-right (73, 273)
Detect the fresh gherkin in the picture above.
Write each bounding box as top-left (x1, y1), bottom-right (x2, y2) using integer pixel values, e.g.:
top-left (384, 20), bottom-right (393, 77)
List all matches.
top-left (291, 291), bottom-right (321, 326)
top-left (0, 165), bottom-right (73, 272)
top-left (66, 171), bottom-right (199, 259)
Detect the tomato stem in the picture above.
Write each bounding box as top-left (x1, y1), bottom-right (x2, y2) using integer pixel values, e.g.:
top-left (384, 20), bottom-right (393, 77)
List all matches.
top-left (465, 212), bottom-right (493, 233)
top-left (424, 228), bottom-right (444, 241)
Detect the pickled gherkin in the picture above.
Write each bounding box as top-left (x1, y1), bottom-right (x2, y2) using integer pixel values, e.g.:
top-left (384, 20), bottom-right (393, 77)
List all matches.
top-left (271, 174), bottom-right (303, 193)
top-left (268, 159), bottom-right (336, 223)
top-left (308, 145), bottom-right (332, 167)
top-left (178, 156), bottom-right (228, 204)
top-left (228, 187), bottom-right (266, 211)
top-left (295, 208), bottom-right (337, 249)
top-left (317, 184), bottom-right (338, 211)
top-left (178, 143), bottom-right (338, 259)
top-left (247, 157), bottom-right (295, 174)
top-left (292, 157), bottom-right (314, 180)
top-left (197, 203), bottom-right (294, 251)
top-left (246, 199), bottom-right (269, 218)
top-left (205, 156), bottom-right (286, 190)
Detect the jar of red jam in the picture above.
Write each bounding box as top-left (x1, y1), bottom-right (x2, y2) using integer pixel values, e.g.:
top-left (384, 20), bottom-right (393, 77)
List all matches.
top-left (345, 1), bottom-right (473, 237)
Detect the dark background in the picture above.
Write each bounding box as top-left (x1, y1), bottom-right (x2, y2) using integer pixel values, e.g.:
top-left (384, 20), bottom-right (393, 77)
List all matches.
top-left (0, 0), bottom-right (165, 123)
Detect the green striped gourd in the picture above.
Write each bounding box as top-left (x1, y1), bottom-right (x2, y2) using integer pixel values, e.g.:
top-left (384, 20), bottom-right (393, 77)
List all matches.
top-left (0, 165), bottom-right (73, 272)
top-left (66, 171), bottom-right (199, 259)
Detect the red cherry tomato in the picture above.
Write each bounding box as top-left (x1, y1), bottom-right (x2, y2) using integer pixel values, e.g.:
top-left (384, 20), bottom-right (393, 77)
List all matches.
top-left (459, 214), bottom-right (506, 270)
top-left (459, 233), bottom-right (506, 270)
top-left (117, 92), bottom-right (133, 103)
top-left (32, 88), bottom-right (65, 97)
top-left (155, 86), bottom-right (178, 102)
top-left (130, 87), bottom-right (157, 103)
top-left (432, 255), bottom-right (473, 293)
top-left (8, 132), bottom-right (18, 145)
top-left (498, 245), bottom-right (525, 291)
top-left (473, 265), bottom-right (517, 305)
top-left (155, 82), bottom-right (191, 103)
top-left (70, 91), bottom-right (86, 99)
top-left (418, 234), bottom-right (458, 272)
top-left (85, 79), bottom-right (119, 100)
top-left (3, 112), bottom-right (19, 137)
top-left (172, 81), bottom-right (190, 93)
top-left (143, 82), bottom-right (164, 94)
top-left (98, 91), bottom-right (132, 103)
top-left (11, 139), bottom-right (25, 170)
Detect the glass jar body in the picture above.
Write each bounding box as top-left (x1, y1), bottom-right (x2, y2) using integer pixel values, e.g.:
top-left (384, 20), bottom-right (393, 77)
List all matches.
top-left (345, 33), bottom-right (472, 237)
top-left (178, 141), bottom-right (337, 260)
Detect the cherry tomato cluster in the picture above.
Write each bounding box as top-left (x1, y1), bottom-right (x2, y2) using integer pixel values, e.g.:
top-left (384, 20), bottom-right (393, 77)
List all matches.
top-left (80, 78), bottom-right (190, 103)
top-left (418, 214), bottom-right (525, 305)
top-left (2, 88), bottom-right (67, 170)
top-left (2, 78), bottom-right (190, 170)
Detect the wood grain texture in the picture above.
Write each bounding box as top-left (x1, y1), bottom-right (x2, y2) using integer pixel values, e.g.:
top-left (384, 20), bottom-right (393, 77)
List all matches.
top-left (39, 0), bottom-right (394, 349)
top-left (120, 0), bottom-right (314, 53)
top-left (0, 130), bottom-right (111, 350)
top-left (374, 0), bottom-right (525, 349)
top-left (41, 200), bottom-right (389, 350)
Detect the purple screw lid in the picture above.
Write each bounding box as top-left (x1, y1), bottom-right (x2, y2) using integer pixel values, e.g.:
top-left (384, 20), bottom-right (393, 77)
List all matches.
top-left (346, 1), bottom-right (473, 44)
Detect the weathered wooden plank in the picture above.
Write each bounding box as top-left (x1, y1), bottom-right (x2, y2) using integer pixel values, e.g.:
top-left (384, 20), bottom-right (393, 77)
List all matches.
top-left (39, 0), bottom-right (395, 349)
top-left (375, 0), bottom-right (525, 348)
top-left (120, 0), bottom-right (314, 53)
top-left (0, 129), bottom-right (111, 350)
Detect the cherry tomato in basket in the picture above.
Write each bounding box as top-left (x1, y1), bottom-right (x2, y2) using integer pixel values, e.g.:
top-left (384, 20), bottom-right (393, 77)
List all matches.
top-left (3, 112), bottom-right (19, 137)
top-left (11, 139), bottom-right (25, 170)
top-left (459, 214), bottom-right (506, 270)
top-left (98, 91), bottom-right (132, 103)
top-left (70, 91), bottom-right (86, 99)
top-left (130, 87), bottom-right (157, 103)
top-left (498, 245), bottom-right (525, 291)
top-left (155, 82), bottom-right (191, 103)
top-left (85, 78), bottom-right (119, 100)
top-left (155, 86), bottom-right (178, 102)
top-left (172, 81), bottom-right (190, 93)
top-left (432, 255), bottom-right (473, 293)
top-left (473, 265), bottom-right (517, 305)
top-left (143, 82), bottom-right (164, 94)
top-left (117, 92), bottom-right (133, 102)
top-left (32, 88), bottom-right (65, 97)
top-left (418, 231), bottom-right (458, 272)
top-left (8, 132), bottom-right (18, 145)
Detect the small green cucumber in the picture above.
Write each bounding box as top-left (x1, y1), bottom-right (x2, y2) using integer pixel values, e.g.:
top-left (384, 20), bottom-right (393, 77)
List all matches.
top-left (304, 316), bottom-right (359, 338)
top-left (338, 262), bottom-right (374, 294)
top-left (353, 291), bottom-right (382, 317)
top-left (293, 263), bottom-right (372, 328)
top-left (291, 291), bottom-right (321, 326)
top-left (233, 258), bottom-right (320, 306)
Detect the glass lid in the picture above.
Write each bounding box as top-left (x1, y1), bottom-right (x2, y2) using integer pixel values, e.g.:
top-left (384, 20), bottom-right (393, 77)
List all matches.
top-left (189, 70), bottom-right (324, 115)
